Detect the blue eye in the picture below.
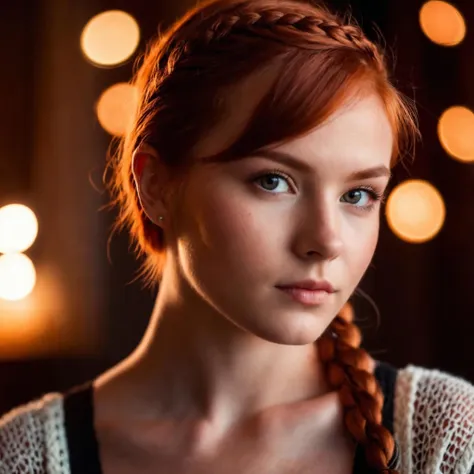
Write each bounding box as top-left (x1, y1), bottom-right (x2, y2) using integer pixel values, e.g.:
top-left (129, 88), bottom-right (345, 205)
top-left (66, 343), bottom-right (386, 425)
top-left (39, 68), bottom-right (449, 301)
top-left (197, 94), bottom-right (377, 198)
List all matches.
top-left (343, 189), bottom-right (369, 206)
top-left (253, 170), bottom-right (292, 194)
top-left (341, 187), bottom-right (385, 211)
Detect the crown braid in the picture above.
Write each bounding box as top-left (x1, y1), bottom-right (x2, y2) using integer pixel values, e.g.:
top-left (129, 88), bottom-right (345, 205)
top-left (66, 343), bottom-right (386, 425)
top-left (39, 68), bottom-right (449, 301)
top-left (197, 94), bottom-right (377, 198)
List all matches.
top-left (206, 12), bottom-right (379, 57)
top-left (318, 303), bottom-right (400, 473)
top-left (161, 3), bottom-right (385, 76)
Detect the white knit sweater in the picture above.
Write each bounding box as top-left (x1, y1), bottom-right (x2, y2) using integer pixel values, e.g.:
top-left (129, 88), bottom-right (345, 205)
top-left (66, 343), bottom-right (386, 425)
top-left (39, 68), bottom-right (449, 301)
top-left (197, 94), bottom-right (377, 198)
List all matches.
top-left (1, 365), bottom-right (474, 474)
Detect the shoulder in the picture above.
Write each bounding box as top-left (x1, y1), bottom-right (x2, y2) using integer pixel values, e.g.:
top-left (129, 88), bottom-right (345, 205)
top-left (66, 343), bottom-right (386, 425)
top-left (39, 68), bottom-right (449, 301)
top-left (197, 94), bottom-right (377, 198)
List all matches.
top-left (394, 364), bottom-right (474, 474)
top-left (0, 392), bottom-right (69, 474)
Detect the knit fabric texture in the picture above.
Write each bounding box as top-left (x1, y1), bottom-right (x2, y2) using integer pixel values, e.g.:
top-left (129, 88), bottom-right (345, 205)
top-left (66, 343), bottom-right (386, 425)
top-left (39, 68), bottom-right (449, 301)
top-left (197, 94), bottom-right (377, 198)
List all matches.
top-left (394, 365), bottom-right (474, 474)
top-left (0, 394), bottom-right (69, 474)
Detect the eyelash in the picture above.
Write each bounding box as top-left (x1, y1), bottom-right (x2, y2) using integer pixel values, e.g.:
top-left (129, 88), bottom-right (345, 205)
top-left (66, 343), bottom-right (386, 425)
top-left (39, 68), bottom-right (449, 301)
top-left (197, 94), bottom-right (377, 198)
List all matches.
top-left (252, 168), bottom-right (387, 212)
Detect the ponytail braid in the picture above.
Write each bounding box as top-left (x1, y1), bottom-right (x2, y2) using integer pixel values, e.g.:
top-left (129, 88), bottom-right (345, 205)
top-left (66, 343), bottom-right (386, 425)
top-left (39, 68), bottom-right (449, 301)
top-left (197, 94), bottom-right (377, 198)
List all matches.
top-left (318, 303), bottom-right (400, 473)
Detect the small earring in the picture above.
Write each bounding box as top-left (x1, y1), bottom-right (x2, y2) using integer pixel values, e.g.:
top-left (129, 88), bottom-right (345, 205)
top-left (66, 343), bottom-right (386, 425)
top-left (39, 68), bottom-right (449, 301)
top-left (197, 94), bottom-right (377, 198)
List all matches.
top-left (158, 216), bottom-right (164, 221)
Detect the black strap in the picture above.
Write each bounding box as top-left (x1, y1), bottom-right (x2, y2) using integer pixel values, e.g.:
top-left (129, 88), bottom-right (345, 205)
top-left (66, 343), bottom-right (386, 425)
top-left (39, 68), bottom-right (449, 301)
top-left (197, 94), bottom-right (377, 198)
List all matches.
top-left (63, 381), bottom-right (103, 474)
top-left (375, 361), bottom-right (400, 470)
top-left (374, 360), bottom-right (398, 435)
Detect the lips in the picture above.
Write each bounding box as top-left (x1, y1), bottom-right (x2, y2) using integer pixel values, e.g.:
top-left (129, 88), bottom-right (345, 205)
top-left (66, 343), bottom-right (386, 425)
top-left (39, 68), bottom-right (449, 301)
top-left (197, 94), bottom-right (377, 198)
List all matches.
top-left (276, 286), bottom-right (332, 306)
top-left (276, 280), bottom-right (335, 293)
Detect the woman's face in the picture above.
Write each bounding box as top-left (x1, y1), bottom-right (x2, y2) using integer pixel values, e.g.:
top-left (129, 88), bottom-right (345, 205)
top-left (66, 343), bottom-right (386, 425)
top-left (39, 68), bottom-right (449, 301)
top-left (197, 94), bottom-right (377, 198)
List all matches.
top-left (161, 92), bottom-right (393, 345)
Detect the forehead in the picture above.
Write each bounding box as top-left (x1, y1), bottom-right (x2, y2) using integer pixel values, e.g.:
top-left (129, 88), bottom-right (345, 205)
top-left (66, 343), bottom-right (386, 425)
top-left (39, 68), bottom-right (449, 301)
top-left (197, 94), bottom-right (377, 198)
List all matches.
top-left (275, 93), bottom-right (393, 171)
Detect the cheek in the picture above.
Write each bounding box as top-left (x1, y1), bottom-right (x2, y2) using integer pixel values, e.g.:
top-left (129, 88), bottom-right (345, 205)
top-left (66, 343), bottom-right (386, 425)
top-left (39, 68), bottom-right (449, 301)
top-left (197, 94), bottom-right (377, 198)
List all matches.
top-left (344, 218), bottom-right (380, 279)
top-left (177, 175), bottom-right (277, 282)
top-left (198, 197), bottom-right (275, 271)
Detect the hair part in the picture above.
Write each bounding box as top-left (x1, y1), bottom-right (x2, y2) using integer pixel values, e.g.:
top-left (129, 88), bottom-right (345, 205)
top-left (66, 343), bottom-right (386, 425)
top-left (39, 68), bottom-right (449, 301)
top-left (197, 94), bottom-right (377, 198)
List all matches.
top-left (106, 1), bottom-right (418, 471)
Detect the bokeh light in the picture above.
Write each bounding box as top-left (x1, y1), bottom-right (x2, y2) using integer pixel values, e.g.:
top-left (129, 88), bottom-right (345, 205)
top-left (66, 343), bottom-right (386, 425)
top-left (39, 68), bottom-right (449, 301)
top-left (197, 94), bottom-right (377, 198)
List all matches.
top-left (96, 82), bottom-right (139, 136)
top-left (0, 263), bottom-right (71, 358)
top-left (386, 180), bottom-right (446, 243)
top-left (0, 204), bottom-right (38, 253)
top-left (81, 10), bottom-right (140, 67)
top-left (0, 253), bottom-right (37, 301)
top-left (419, 1), bottom-right (466, 46)
top-left (438, 106), bottom-right (474, 162)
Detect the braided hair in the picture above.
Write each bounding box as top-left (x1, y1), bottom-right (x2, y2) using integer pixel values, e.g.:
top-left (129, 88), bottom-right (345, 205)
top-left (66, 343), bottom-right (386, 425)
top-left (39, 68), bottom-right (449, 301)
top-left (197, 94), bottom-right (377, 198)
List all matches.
top-left (109, 1), bottom-right (418, 471)
top-left (319, 302), bottom-right (400, 472)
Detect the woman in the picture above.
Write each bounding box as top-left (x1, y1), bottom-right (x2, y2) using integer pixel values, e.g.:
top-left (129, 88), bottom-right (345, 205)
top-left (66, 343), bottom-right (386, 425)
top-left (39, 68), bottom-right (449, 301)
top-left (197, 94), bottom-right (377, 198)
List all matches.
top-left (2, 0), bottom-right (474, 473)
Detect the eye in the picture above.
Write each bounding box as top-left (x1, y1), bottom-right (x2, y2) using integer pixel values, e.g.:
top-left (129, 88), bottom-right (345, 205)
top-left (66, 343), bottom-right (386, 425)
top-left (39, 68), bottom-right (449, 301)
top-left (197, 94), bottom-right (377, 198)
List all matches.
top-left (253, 169), bottom-right (293, 194)
top-left (341, 186), bottom-right (385, 211)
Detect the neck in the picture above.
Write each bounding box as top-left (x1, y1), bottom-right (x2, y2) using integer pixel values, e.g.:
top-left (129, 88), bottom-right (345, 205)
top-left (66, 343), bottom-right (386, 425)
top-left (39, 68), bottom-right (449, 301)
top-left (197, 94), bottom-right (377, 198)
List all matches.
top-left (96, 273), bottom-right (331, 432)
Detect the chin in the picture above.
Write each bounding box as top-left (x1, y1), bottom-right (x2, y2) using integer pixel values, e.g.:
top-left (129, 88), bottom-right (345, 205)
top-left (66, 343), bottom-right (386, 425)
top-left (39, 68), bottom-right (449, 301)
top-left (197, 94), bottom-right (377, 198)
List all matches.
top-left (244, 316), bottom-right (329, 346)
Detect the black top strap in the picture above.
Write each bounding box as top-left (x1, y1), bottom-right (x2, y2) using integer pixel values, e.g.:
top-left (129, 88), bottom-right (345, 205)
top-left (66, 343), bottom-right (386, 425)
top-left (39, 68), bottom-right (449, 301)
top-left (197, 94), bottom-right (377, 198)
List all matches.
top-left (64, 381), bottom-right (102, 474)
top-left (375, 360), bottom-right (398, 435)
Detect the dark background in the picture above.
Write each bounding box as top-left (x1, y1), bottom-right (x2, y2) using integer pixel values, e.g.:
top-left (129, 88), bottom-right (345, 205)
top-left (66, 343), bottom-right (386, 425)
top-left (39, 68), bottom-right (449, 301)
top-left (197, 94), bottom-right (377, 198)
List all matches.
top-left (0, 0), bottom-right (473, 415)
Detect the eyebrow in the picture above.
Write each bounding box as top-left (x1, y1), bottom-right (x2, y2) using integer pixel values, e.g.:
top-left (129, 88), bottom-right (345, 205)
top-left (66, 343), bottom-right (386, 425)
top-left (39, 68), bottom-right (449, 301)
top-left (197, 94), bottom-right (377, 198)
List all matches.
top-left (255, 149), bottom-right (392, 181)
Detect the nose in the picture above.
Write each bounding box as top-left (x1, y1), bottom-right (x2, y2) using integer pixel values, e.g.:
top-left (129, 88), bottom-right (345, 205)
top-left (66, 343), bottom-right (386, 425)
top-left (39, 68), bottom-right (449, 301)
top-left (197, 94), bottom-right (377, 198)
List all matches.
top-left (293, 200), bottom-right (343, 261)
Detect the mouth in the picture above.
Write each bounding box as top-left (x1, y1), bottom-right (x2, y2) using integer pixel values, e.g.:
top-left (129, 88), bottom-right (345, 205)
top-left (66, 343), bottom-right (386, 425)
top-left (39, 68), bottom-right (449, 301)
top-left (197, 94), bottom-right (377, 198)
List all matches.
top-left (276, 279), bottom-right (335, 293)
top-left (276, 286), bottom-right (333, 306)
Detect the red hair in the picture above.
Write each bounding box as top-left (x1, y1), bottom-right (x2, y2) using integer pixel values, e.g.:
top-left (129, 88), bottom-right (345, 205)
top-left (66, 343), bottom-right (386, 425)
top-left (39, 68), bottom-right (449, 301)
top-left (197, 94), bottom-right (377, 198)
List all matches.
top-left (108, 0), bottom-right (418, 471)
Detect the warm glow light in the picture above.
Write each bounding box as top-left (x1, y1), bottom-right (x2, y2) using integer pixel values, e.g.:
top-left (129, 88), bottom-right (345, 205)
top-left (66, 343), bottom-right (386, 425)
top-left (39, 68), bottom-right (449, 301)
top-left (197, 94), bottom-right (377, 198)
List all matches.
top-left (438, 106), bottom-right (474, 162)
top-left (386, 180), bottom-right (446, 243)
top-left (0, 263), bottom-right (70, 358)
top-left (0, 253), bottom-right (37, 301)
top-left (419, 1), bottom-right (466, 46)
top-left (81, 10), bottom-right (140, 66)
top-left (0, 204), bottom-right (38, 253)
top-left (96, 83), bottom-right (138, 136)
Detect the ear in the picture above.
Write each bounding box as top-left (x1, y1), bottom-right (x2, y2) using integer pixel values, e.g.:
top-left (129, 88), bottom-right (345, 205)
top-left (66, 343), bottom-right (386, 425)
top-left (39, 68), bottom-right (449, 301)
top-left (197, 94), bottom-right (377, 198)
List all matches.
top-left (131, 143), bottom-right (169, 226)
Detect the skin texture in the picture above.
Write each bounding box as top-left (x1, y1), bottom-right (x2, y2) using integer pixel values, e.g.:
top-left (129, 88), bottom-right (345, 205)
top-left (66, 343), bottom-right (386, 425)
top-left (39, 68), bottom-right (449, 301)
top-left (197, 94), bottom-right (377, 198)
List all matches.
top-left (93, 91), bottom-right (393, 473)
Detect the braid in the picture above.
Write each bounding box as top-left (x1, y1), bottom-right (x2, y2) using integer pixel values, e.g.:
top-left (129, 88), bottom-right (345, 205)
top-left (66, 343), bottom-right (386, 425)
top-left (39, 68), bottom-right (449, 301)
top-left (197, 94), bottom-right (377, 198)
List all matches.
top-left (206, 11), bottom-right (379, 58)
top-left (318, 303), bottom-right (400, 473)
top-left (163, 2), bottom-right (384, 74)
